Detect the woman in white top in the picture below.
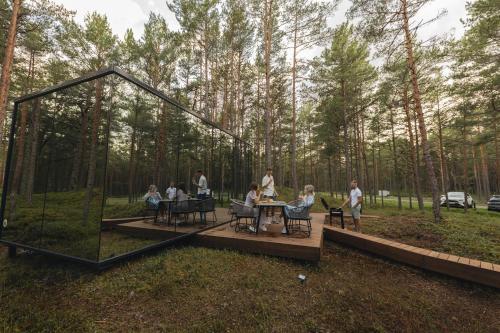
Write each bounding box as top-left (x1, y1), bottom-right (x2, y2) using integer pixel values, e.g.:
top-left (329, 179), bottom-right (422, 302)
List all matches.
top-left (244, 182), bottom-right (269, 232)
top-left (175, 183), bottom-right (189, 202)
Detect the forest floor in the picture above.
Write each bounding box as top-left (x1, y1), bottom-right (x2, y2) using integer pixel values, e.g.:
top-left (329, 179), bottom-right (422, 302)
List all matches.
top-left (0, 243), bottom-right (499, 332)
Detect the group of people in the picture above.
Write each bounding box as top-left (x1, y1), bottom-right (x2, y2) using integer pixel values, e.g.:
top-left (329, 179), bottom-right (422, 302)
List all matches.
top-left (244, 167), bottom-right (316, 233)
top-left (243, 168), bottom-right (364, 233)
top-left (143, 169), bottom-right (210, 224)
top-left (143, 167), bottom-right (364, 232)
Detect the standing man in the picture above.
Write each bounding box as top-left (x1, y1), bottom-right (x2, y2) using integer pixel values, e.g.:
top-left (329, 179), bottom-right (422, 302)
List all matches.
top-left (341, 179), bottom-right (363, 232)
top-left (192, 170), bottom-right (208, 224)
top-left (261, 167), bottom-right (277, 226)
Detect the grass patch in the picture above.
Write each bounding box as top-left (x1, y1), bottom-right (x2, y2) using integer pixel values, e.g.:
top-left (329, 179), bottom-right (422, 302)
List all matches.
top-left (0, 244), bottom-right (498, 332)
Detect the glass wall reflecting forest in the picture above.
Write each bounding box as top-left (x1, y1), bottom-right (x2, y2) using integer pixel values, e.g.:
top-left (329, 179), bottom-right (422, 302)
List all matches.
top-left (0, 71), bottom-right (251, 264)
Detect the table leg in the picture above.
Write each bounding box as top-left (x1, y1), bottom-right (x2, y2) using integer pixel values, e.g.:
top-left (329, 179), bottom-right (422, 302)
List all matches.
top-left (255, 206), bottom-right (263, 235)
top-left (167, 203), bottom-right (172, 226)
top-left (282, 206), bottom-right (289, 235)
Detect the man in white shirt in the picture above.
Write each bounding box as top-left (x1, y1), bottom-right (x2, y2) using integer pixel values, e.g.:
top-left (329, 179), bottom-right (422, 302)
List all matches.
top-left (341, 179), bottom-right (363, 232)
top-left (193, 170), bottom-right (208, 224)
top-left (261, 167), bottom-right (277, 227)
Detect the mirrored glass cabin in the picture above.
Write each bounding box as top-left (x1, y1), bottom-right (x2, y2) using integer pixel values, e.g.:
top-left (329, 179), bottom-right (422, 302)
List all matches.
top-left (0, 68), bottom-right (252, 268)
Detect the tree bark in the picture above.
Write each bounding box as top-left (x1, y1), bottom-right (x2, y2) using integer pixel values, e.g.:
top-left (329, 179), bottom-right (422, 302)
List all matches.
top-left (462, 110), bottom-right (468, 213)
top-left (83, 79), bottom-right (103, 224)
top-left (70, 95), bottom-right (90, 190)
top-left (401, 0), bottom-right (441, 222)
top-left (26, 98), bottom-right (41, 205)
top-left (479, 143), bottom-right (490, 199)
top-left (436, 93), bottom-right (450, 210)
top-left (0, 0), bottom-right (22, 140)
top-left (128, 95), bottom-right (139, 204)
top-left (389, 105), bottom-right (402, 209)
top-left (403, 84), bottom-right (424, 209)
top-left (263, 0), bottom-right (274, 169)
top-left (341, 80), bottom-right (351, 191)
top-left (291, 8), bottom-right (299, 197)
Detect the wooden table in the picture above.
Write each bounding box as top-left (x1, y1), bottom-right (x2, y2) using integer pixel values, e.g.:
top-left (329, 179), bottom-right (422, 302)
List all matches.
top-left (255, 201), bottom-right (289, 235)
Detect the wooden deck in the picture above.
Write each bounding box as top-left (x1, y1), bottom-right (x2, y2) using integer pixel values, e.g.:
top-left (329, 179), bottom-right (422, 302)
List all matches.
top-left (195, 213), bottom-right (324, 261)
top-left (113, 208), bottom-right (324, 261)
top-left (323, 223), bottom-right (500, 288)
top-left (114, 207), bottom-right (226, 239)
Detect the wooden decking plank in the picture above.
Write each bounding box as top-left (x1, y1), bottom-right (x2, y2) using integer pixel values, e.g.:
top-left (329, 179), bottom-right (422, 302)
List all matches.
top-left (113, 208), bottom-right (324, 261)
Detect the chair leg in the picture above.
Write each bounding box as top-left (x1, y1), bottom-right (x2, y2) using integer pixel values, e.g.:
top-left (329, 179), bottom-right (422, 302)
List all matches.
top-left (213, 211), bottom-right (217, 225)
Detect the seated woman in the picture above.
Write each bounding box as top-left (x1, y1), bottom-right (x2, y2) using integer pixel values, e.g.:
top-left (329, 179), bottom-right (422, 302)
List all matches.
top-left (244, 182), bottom-right (268, 232)
top-left (176, 182), bottom-right (188, 201)
top-left (144, 184), bottom-right (162, 209)
top-left (282, 184), bottom-right (315, 233)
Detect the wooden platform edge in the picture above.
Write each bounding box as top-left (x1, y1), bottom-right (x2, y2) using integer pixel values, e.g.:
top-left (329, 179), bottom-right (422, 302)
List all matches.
top-left (102, 216), bottom-right (155, 230)
top-left (324, 226), bottom-right (500, 289)
top-left (192, 232), bottom-right (322, 262)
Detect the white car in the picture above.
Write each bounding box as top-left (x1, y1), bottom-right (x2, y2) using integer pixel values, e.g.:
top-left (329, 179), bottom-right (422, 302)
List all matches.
top-left (440, 192), bottom-right (475, 208)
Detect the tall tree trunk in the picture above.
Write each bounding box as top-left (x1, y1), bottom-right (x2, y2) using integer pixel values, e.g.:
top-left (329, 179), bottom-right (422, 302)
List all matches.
top-left (70, 95), bottom-right (90, 190)
top-left (403, 84), bottom-right (424, 209)
top-left (0, 0), bottom-right (22, 140)
top-left (402, 0), bottom-right (441, 222)
top-left (341, 80), bottom-right (351, 191)
top-left (479, 143), bottom-right (490, 199)
top-left (493, 99), bottom-right (499, 192)
top-left (389, 106), bottom-right (402, 210)
top-left (472, 147), bottom-right (482, 198)
top-left (263, 0), bottom-right (274, 169)
top-left (26, 98), bottom-right (41, 205)
top-left (328, 156), bottom-right (333, 196)
top-left (128, 96), bottom-right (139, 204)
top-left (291, 9), bottom-right (299, 197)
top-left (83, 79), bottom-right (103, 224)
top-left (372, 143), bottom-right (377, 204)
top-left (361, 116), bottom-right (372, 206)
top-left (462, 110), bottom-right (469, 213)
top-left (436, 93), bottom-right (450, 210)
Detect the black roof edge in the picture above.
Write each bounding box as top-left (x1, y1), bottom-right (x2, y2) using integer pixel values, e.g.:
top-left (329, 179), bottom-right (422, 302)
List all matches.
top-left (13, 66), bottom-right (248, 144)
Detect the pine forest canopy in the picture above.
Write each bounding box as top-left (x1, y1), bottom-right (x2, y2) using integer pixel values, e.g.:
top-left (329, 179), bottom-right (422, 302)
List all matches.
top-left (0, 0), bottom-right (498, 225)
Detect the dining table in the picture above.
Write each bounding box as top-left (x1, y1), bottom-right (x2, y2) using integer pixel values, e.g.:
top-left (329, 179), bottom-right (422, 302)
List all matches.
top-left (254, 200), bottom-right (289, 235)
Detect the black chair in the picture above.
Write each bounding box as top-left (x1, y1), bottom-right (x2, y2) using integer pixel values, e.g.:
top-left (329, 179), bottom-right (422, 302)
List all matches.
top-left (286, 204), bottom-right (312, 237)
top-left (199, 197), bottom-right (217, 225)
top-left (230, 199), bottom-right (257, 233)
top-left (171, 200), bottom-right (195, 225)
top-left (143, 200), bottom-right (160, 224)
top-left (321, 197), bottom-right (344, 228)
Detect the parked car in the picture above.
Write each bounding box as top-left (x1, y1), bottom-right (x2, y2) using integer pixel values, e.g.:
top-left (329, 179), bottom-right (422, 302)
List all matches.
top-left (440, 192), bottom-right (476, 208)
top-left (487, 195), bottom-right (500, 211)
top-left (378, 190), bottom-right (390, 197)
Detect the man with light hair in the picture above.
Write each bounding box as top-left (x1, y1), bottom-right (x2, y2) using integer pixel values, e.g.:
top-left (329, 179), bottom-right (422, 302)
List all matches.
top-left (341, 179), bottom-right (363, 232)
